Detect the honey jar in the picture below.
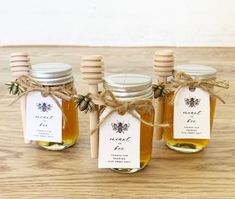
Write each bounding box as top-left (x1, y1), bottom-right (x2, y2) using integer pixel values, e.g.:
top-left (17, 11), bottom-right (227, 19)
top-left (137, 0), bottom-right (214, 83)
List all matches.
top-left (25, 63), bottom-right (79, 150)
top-left (163, 64), bottom-right (217, 153)
top-left (98, 74), bottom-right (155, 173)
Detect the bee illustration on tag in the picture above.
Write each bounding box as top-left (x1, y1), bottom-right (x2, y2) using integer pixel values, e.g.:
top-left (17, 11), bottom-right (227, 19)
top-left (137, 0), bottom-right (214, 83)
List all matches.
top-left (111, 121), bottom-right (130, 134)
top-left (37, 102), bottom-right (52, 112)
top-left (184, 97), bottom-right (200, 108)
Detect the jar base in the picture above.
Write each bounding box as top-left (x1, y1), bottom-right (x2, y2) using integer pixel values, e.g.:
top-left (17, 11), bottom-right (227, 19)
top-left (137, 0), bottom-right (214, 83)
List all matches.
top-left (166, 141), bottom-right (204, 153)
top-left (111, 161), bottom-right (148, 173)
top-left (37, 140), bottom-right (77, 151)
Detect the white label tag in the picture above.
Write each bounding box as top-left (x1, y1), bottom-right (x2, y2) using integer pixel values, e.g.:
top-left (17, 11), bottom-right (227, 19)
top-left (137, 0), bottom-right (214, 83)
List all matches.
top-left (174, 87), bottom-right (210, 139)
top-left (25, 91), bottom-right (62, 142)
top-left (98, 107), bottom-right (140, 169)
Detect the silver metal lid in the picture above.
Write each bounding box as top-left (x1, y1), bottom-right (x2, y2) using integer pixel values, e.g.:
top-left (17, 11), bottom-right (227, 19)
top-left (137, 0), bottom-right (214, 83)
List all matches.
top-left (174, 64), bottom-right (217, 79)
top-left (103, 74), bottom-right (153, 101)
top-left (30, 63), bottom-right (73, 85)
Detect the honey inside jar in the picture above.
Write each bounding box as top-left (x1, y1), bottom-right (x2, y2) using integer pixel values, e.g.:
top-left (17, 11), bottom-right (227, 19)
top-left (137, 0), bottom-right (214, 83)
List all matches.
top-left (163, 92), bottom-right (216, 152)
top-left (100, 104), bottom-right (154, 172)
top-left (137, 107), bottom-right (154, 168)
top-left (162, 64), bottom-right (217, 153)
top-left (37, 95), bottom-right (79, 150)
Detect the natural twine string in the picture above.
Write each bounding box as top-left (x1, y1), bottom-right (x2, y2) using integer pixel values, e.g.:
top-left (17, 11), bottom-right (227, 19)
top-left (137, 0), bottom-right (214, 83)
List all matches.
top-left (10, 75), bottom-right (75, 127)
top-left (166, 72), bottom-right (229, 104)
top-left (90, 90), bottom-right (169, 135)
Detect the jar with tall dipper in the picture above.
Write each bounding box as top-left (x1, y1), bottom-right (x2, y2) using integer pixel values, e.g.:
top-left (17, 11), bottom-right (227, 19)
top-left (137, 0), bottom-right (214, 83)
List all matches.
top-left (25, 63), bottom-right (79, 150)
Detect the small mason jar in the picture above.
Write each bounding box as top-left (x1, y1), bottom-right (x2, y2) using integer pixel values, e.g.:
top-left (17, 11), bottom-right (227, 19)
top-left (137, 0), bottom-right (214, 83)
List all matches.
top-left (163, 64), bottom-right (217, 153)
top-left (100, 74), bottom-right (155, 173)
top-left (30, 63), bottom-right (79, 150)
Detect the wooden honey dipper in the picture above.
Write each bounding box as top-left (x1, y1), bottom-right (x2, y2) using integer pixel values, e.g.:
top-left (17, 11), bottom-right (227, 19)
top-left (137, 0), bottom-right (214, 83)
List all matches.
top-left (80, 55), bottom-right (104, 158)
top-left (153, 50), bottom-right (174, 140)
top-left (10, 52), bottom-right (31, 143)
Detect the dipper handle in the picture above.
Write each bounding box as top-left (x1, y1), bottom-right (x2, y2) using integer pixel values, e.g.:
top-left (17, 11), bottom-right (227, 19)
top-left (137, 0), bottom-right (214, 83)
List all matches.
top-left (80, 55), bottom-right (104, 158)
top-left (10, 52), bottom-right (31, 143)
top-left (153, 50), bottom-right (174, 140)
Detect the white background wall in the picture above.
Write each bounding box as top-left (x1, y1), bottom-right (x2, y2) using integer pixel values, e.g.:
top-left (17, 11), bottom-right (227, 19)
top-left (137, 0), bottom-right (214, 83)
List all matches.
top-left (0, 0), bottom-right (235, 46)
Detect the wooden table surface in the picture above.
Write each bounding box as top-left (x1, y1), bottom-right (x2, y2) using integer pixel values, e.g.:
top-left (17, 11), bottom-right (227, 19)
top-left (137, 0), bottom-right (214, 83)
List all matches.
top-left (0, 46), bottom-right (234, 199)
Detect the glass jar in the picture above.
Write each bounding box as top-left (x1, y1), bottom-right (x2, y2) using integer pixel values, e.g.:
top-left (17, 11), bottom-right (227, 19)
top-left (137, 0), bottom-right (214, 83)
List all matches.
top-left (29, 63), bottom-right (79, 150)
top-left (100, 74), bottom-right (155, 173)
top-left (163, 64), bottom-right (217, 153)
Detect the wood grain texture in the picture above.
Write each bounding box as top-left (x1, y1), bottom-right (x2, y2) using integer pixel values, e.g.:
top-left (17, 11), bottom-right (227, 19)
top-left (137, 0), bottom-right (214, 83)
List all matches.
top-left (0, 46), bottom-right (234, 199)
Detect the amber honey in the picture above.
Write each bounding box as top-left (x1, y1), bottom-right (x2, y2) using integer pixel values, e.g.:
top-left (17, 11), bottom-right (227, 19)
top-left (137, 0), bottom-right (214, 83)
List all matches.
top-left (137, 106), bottom-right (154, 169)
top-left (100, 105), bottom-right (154, 172)
top-left (163, 93), bottom-right (216, 152)
top-left (37, 98), bottom-right (79, 150)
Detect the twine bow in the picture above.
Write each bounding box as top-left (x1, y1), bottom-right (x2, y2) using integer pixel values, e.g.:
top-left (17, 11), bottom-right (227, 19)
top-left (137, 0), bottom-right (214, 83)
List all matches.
top-left (10, 75), bottom-right (75, 127)
top-left (170, 72), bottom-right (229, 104)
top-left (90, 90), bottom-right (169, 134)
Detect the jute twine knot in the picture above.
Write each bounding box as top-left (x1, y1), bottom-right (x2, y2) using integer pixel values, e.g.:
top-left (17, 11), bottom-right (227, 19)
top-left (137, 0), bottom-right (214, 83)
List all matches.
top-left (13, 75), bottom-right (74, 103)
top-left (10, 75), bottom-right (76, 127)
top-left (41, 86), bottom-right (50, 97)
top-left (169, 72), bottom-right (229, 104)
top-left (90, 90), bottom-right (169, 135)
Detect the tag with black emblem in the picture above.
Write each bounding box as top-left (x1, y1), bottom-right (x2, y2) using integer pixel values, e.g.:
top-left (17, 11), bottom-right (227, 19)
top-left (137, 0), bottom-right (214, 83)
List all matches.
top-left (25, 91), bottom-right (62, 142)
top-left (174, 87), bottom-right (210, 139)
top-left (98, 107), bottom-right (140, 168)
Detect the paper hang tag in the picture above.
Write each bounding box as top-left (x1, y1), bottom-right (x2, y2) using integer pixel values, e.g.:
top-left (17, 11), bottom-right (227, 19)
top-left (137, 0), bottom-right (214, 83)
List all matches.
top-left (98, 107), bottom-right (140, 169)
top-left (173, 87), bottom-right (210, 139)
top-left (25, 91), bottom-right (62, 142)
